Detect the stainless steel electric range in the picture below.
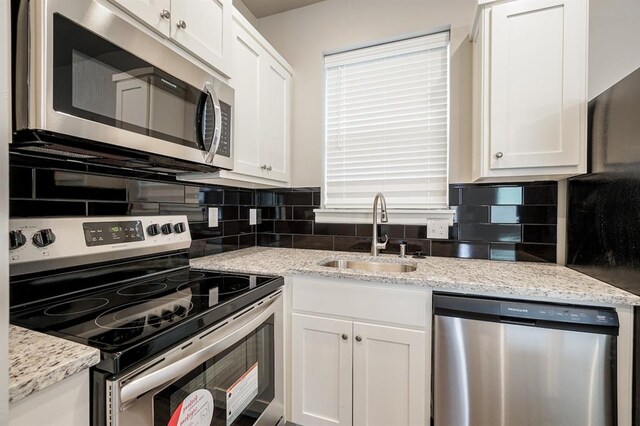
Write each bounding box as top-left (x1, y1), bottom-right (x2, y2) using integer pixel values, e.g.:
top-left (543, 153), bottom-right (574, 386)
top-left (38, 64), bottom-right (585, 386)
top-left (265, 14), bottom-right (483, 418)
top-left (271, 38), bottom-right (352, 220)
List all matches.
top-left (9, 215), bottom-right (284, 426)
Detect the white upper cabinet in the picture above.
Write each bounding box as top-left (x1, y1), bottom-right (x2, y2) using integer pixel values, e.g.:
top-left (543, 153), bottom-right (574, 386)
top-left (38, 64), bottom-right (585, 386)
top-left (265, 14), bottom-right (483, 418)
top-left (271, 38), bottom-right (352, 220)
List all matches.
top-left (231, 21), bottom-right (263, 177)
top-left (108, 0), bottom-right (171, 35)
top-left (230, 8), bottom-right (292, 184)
top-left (109, 0), bottom-right (232, 76)
top-left (260, 59), bottom-right (291, 182)
top-left (471, 0), bottom-right (588, 182)
top-left (170, 0), bottom-right (231, 75)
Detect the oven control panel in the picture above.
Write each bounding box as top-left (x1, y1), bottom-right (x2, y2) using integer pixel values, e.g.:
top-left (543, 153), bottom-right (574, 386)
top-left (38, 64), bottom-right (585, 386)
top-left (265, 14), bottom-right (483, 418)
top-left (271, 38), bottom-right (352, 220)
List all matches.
top-left (9, 216), bottom-right (191, 276)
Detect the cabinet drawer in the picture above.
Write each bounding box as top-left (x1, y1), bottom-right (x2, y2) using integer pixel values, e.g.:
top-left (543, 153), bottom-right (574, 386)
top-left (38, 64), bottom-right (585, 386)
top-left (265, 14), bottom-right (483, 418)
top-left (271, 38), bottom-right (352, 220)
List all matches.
top-left (291, 276), bottom-right (428, 328)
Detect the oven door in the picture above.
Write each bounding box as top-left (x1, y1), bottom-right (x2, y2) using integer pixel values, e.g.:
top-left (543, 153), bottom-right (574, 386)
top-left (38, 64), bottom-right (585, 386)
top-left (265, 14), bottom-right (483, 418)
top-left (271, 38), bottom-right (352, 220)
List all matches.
top-left (17, 0), bottom-right (233, 169)
top-left (107, 291), bottom-right (283, 426)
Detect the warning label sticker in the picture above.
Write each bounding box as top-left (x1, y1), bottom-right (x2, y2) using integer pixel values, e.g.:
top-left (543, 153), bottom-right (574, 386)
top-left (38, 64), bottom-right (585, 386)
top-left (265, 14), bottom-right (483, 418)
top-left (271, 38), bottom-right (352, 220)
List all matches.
top-left (226, 362), bottom-right (259, 426)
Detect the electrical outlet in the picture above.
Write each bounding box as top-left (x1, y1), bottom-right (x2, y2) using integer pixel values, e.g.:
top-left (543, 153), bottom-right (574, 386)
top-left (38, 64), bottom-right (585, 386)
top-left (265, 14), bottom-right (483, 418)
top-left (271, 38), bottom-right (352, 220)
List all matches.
top-left (427, 219), bottom-right (449, 239)
top-left (208, 207), bottom-right (219, 228)
top-left (249, 209), bottom-right (257, 225)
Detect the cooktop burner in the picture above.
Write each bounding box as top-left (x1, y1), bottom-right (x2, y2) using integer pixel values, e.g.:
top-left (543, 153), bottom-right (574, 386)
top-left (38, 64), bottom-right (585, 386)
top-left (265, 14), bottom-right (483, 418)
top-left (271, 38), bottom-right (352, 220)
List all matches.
top-left (167, 271), bottom-right (206, 282)
top-left (116, 282), bottom-right (168, 296)
top-left (44, 298), bottom-right (110, 316)
top-left (10, 268), bottom-right (282, 371)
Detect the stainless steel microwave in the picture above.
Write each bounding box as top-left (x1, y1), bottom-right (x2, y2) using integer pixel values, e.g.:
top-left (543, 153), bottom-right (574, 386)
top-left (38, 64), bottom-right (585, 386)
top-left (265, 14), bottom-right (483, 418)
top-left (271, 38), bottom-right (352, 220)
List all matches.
top-left (12, 0), bottom-right (234, 173)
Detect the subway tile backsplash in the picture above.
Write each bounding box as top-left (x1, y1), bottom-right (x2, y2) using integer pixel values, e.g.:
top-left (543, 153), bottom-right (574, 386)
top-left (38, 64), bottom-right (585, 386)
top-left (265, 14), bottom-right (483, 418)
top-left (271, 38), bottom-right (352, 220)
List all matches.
top-left (257, 182), bottom-right (558, 263)
top-left (9, 152), bottom-right (558, 263)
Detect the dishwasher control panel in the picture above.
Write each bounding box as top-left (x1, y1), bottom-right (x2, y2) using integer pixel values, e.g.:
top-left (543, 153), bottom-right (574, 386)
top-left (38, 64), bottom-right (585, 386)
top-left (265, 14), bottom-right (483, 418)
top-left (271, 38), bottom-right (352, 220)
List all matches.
top-left (499, 302), bottom-right (619, 326)
top-left (434, 294), bottom-right (619, 329)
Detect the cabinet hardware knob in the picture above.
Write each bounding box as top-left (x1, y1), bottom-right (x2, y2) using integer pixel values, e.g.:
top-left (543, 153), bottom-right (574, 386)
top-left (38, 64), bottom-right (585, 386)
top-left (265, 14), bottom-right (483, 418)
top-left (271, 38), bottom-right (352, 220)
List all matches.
top-left (341, 333), bottom-right (348, 340)
top-left (495, 152), bottom-right (504, 159)
top-left (160, 9), bottom-right (171, 19)
top-left (177, 20), bottom-right (187, 29)
top-left (267, 165), bottom-right (272, 171)
top-left (355, 336), bottom-right (362, 342)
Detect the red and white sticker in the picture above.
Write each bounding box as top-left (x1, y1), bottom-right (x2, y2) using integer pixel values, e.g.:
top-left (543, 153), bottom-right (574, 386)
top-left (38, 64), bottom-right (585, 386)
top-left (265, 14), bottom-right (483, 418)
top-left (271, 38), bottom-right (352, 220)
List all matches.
top-left (168, 389), bottom-right (214, 426)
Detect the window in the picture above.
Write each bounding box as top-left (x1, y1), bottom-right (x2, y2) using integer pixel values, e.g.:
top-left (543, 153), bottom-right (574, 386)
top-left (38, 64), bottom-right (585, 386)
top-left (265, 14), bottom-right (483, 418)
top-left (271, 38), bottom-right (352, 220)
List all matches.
top-left (318, 31), bottom-right (452, 224)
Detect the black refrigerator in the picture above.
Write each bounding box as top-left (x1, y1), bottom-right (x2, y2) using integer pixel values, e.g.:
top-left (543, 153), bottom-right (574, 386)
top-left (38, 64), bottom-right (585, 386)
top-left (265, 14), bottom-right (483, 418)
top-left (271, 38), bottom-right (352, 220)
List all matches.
top-left (567, 66), bottom-right (640, 423)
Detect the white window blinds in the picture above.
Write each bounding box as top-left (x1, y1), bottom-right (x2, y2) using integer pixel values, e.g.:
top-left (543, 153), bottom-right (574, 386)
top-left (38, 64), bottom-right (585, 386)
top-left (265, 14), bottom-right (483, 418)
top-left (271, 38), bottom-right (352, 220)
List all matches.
top-left (324, 32), bottom-right (450, 210)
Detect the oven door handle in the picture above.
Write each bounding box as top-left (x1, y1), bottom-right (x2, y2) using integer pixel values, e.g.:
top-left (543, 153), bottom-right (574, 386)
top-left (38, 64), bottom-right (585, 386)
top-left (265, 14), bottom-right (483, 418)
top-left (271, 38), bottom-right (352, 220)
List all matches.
top-left (119, 294), bottom-right (279, 405)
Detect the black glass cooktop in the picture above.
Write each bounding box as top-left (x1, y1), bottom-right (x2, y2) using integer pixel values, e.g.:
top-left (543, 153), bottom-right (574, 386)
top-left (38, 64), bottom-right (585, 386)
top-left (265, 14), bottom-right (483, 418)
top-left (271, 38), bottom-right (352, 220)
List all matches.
top-left (10, 268), bottom-right (283, 373)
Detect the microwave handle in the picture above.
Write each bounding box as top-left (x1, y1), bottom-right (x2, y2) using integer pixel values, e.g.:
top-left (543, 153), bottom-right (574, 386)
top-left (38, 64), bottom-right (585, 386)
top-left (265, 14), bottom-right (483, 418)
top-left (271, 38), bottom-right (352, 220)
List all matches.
top-left (119, 293), bottom-right (279, 405)
top-left (202, 82), bottom-right (222, 164)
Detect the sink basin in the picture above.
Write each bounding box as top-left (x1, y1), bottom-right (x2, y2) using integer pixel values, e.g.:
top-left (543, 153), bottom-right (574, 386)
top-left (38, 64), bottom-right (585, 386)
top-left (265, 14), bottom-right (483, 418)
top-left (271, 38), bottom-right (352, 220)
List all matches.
top-left (321, 259), bottom-right (417, 273)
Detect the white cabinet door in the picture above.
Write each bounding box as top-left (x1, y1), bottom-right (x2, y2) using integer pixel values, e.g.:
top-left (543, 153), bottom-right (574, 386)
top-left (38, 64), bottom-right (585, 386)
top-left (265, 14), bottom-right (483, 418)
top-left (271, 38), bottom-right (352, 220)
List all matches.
top-left (489, 0), bottom-right (586, 170)
top-left (230, 23), bottom-right (263, 177)
top-left (352, 322), bottom-right (426, 426)
top-left (109, 0), bottom-right (171, 35)
top-left (260, 57), bottom-right (291, 182)
top-left (9, 370), bottom-right (90, 426)
top-left (291, 314), bottom-right (353, 426)
top-left (170, 0), bottom-right (232, 75)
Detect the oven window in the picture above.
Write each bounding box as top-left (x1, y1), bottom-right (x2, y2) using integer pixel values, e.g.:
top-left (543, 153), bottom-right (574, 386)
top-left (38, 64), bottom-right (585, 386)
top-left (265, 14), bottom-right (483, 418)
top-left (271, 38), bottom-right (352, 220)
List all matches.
top-left (52, 13), bottom-right (205, 150)
top-left (154, 315), bottom-right (275, 426)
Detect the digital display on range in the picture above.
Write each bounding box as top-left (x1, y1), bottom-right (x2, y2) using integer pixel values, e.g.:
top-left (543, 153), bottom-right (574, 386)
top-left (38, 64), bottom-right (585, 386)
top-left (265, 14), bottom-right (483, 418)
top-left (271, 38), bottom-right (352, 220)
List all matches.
top-left (83, 221), bottom-right (145, 247)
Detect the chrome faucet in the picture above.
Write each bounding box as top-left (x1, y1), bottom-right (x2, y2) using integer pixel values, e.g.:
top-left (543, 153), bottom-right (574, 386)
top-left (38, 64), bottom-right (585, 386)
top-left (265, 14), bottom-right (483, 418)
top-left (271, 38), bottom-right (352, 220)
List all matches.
top-left (371, 192), bottom-right (388, 256)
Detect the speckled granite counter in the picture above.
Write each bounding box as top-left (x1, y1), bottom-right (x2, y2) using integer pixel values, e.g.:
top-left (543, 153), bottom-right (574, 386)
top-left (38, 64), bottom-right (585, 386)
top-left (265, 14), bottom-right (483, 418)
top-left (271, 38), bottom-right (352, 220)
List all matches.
top-left (9, 325), bottom-right (100, 403)
top-left (191, 247), bottom-right (640, 306)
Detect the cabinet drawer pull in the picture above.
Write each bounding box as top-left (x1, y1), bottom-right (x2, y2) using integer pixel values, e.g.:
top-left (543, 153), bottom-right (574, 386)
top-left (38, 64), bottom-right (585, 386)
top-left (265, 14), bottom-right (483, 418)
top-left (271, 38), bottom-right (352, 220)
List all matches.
top-left (160, 9), bottom-right (171, 19)
top-left (355, 336), bottom-right (362, 342)
top-left (177, 20), bottom-right (187, 30)
top-left (341, 333), bottom-right (348, 340)
top-left (495, 152), bottom-right (504, 159)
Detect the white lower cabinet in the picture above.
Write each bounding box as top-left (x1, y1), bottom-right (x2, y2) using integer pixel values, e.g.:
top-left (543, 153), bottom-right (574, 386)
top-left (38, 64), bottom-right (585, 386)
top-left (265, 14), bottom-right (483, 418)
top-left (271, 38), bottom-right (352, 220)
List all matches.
top-left (289, 277), bottom-right (430, 426)
top-left (9, 370), bottom-right (90, 426)
top-left (292, 314), bottom-right (353, 426)
top-left (352, 322), bottom-right (426, 426)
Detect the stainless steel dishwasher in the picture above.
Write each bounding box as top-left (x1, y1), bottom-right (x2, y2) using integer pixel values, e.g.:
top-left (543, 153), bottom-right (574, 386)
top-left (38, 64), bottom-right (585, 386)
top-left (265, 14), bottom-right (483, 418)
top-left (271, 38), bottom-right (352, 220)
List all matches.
top-left (433, 294), bottom-right (619, 426)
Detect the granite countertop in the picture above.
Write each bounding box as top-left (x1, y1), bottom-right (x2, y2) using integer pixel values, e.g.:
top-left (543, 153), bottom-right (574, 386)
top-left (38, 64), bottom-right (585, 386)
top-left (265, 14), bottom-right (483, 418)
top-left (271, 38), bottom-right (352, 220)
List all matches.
top-left (191, 247), bottom-right (640, 306)
top-left (9, 326), bottom-right (100, 404)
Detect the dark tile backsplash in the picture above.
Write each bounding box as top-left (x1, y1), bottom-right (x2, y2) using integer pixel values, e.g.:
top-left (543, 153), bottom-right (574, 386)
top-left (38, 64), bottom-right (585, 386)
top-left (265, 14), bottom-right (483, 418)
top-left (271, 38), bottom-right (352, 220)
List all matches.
top-left (257, 182), bottom-right (558, 263)
top-left (9, 154), bottom-right (255, 259)
top-left (9, 153), bottom-right (558, 263)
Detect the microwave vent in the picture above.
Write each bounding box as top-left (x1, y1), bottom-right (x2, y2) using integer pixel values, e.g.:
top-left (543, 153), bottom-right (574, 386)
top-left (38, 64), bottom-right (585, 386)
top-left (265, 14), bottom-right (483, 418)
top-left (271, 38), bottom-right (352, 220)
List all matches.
top-left (16, 146), bottom-right (100, 159)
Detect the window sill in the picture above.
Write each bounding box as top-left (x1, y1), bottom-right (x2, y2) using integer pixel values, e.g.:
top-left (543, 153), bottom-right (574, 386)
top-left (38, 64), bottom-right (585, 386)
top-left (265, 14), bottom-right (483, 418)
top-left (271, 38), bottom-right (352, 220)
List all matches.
top-left (313, 209), bottom-right (455, 225)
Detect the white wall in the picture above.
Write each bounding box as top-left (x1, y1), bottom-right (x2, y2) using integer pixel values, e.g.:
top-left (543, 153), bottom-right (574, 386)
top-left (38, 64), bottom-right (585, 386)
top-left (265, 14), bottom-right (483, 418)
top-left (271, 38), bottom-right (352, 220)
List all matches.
top-left (588, 0), bottom-right (640, 100)
top-left (256, 0), bottom-right (476, 187)
top-left (0, 0), bottom-right (10, 422)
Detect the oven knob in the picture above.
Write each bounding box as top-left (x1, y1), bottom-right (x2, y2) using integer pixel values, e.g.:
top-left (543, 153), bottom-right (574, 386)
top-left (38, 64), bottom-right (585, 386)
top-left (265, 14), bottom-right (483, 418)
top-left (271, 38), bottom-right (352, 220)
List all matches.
top-left (173, 222), bottom-right (186, 234)
top-left (161, 224), bottom-right (173, 235)
top-left (162, 309), bottom-right (175, 322)
top-left (32, 229), bottom-right (56, 248)
top-left (173, 305), bottom-right (187, 317)
top-left (148, 314), bottom-right (162, 328)
top-left (147, 224), bottom-right (160, 236)
top-left (9, 230), bottom-right (27, 250)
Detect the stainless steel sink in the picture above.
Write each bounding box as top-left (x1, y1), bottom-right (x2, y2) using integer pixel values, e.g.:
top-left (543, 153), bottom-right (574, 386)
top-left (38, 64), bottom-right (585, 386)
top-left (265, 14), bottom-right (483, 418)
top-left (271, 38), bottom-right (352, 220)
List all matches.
top-left (321, 259), bottom-right (417, 273)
